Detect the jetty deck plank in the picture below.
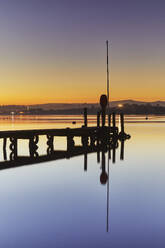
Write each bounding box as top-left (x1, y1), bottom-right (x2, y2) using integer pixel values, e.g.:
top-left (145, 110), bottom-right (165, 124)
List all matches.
top-left (0, 126), bottom-right (118, 138)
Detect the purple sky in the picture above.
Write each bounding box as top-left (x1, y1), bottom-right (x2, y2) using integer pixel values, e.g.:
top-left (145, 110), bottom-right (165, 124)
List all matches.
top-left (0, 0), bottom-right (165, 103)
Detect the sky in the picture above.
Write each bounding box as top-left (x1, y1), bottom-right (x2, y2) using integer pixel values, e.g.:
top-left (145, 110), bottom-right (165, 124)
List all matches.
top-left (0, 0), bottom-right (165, 104)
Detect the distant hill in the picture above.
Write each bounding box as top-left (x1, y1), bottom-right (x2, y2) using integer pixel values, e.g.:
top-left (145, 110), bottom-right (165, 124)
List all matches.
top-left (1, 100), bottom-right (165, 115)
top-left (29, 100), bottom-right (165, 110)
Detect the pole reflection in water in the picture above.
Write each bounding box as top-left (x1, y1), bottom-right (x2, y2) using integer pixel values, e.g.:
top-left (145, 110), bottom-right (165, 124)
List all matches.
top-left (96, 139), bottom-right (127, 232)
top-left (107, 150), bottom-right (110, 233)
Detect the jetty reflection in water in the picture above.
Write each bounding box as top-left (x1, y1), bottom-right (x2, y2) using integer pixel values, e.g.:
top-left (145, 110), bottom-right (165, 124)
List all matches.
top-left (0, 132), bottom-right (128, 173)
top-left (0, 131), bottom-right (130, 236)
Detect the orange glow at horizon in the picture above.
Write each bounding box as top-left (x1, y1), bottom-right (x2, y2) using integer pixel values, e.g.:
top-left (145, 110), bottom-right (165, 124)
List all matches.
top-left (1, 92), bottom-right (165, 105)
top-left (0, 52), bottom-right (165, 105)
top-left (0, 72), bottom-right (164, 104)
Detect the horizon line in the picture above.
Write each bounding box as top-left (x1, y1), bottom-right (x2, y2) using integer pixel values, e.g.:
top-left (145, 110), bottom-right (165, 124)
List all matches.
top-left (0, 99), bottom-right (165, 106)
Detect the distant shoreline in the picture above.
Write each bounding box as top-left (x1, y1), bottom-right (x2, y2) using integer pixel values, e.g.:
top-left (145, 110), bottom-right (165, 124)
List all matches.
top-left (1, 100), bottom-right (165, 115)
top-left (0, 113), bottom-right (165, 116)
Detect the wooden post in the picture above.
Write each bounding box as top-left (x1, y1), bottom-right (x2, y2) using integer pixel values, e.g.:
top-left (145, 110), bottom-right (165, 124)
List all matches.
top-left (120, 113), bottom-right (124, 134)
top-left (9, 137), bottom-right (18, 160)
top-left (90, 135), bottom-right (95, 147)
top-left (47, 135), bottom-right (54, 155)
top-left (97, 112), bottom-right (100, 127)
top-left (66, 128), bottom-right (75, 151)
top-left (3, 138), bottom-right (7, 160)
top-left (84, 108), bottom-right (87, 127)
top-left (102, 110), bottom-right (105, 127)
top-left (29, 135), bottom-right (39, 158)
top-left (108, 114), bottom-right (111, 127)
top-left (112, 113), bottom-right (116, 128)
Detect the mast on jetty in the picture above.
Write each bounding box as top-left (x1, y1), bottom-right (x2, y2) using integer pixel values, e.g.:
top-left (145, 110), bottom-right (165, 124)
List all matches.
top-left (106, 40), bottom-right (110, 232)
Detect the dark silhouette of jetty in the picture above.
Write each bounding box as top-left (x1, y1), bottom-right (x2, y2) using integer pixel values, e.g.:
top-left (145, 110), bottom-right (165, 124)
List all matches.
top-left (0, 95), bottom-right (130, 171)
top-left (0, 127), bottom-right (129, 167)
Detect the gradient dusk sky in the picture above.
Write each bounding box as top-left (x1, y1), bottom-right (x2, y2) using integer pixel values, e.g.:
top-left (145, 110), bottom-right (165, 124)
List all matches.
top-left (0, 0), bottom-right (165, 104)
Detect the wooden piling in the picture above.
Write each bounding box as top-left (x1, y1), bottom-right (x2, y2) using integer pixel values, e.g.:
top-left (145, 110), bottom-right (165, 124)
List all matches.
top-left (9, 137), bottom-right (18, 160)
top-left (29, 136), bottom-right (39, 158)
top-left (112, 113), bottom-right (116, 128)
top-left (84, 108), bottom-right (87, 127)
top-left (3, 138), bottom-right (7, 160)
top-left (108, 114), bottom-right (111, 127)
top-left (101, 110), bottom-right (106, 127)
top-left (66, 128), bottom-right (75, 152)
top-left (97, 112), bottom-right (100, 127)
top-left (47, 135), bottom-right (54, 155)
top-left (120, 113), bottom-right (124, 134)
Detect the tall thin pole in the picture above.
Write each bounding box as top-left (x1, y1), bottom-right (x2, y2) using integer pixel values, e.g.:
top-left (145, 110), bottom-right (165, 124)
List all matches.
top-left (106, 40), bottom-right (110, 106)
top-left (106, 40), bottom-right (110, 232)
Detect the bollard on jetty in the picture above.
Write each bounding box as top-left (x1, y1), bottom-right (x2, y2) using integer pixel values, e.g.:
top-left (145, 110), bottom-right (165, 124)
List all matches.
top-left (100, 94), bottom-right (108, 127)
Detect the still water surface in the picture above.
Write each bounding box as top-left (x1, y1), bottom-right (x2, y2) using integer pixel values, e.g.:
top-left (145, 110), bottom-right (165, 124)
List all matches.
top-left (0, 115), bottom-right (165, 247)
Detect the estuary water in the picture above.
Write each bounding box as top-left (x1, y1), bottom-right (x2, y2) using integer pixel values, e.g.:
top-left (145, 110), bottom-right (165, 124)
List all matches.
top-left (0, 115), bottom-right (165, 248)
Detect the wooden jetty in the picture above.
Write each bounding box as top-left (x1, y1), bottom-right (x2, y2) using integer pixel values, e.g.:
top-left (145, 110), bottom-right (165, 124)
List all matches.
top-left (0, 96), bottom-right (130, 170)
top-left (0, 114), bottom-right (130, 168)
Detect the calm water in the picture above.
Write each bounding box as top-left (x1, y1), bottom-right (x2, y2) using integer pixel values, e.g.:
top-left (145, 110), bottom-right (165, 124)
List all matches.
top-left (0, 115), bottom-right (165, 247)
